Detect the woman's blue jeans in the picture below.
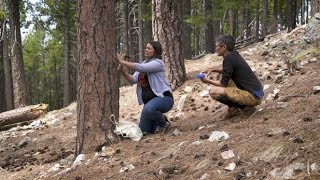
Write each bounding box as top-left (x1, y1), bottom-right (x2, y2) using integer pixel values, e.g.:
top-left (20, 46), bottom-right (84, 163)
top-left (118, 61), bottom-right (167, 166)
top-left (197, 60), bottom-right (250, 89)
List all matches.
top-left (139, 96), bottom-right (174, 133)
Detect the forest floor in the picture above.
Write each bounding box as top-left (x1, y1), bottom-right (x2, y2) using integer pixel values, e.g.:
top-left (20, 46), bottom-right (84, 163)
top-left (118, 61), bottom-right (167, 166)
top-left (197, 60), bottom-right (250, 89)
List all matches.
top-left (1, 26), bottom-right (320, 180)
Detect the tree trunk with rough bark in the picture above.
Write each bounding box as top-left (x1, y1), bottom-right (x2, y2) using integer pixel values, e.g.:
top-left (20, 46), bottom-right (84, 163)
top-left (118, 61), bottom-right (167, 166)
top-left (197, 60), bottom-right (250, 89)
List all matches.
top-left (8, 0), bottom-right (29, 108)
top-left (63, 0), bottom-right (71, 107)
top-left (311, 0), bottom-right (320, 16)
top-left (182, 0), bottom-right (192, 59)
top-left (2, 20), bottom-right (14, 111)
top-left (152, 0), bottom-right (186, 90)
top-left (76, 0), bottom-right (119, 155)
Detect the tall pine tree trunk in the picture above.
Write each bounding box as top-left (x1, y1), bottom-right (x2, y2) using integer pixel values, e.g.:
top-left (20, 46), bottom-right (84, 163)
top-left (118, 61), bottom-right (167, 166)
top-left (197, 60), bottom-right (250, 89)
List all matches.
top-left (262, 0), bottom-right (268, 38)
top-left (229, 9), bottom-right (237, 37)
top-left (205, 0), bottom-right (214, 53)
top-left (2, 21), bottom-right (14, 111)
top-left (76, 0), bottom-right (119, 154)
top-left (152, 0), bottom-right (186, 90)
top-left (182, 0), bottom-right (192, 59)
top-left (255, 0), bottom-right (260, 42)
top-left (311, 0), bottom-right (320, 16)
top-left (286, 0), bottom-right (293, 32)
top-left (272, 0), bottom-right (279, 33)
top-left (122, 0), bottom-right (129, 55)
top-left (138, 0), bottom-right (144, 61)
top-left (245, 0), bottom-right (251, 38)
top-left (8, 0), bottom-right (29, 108)
top-left (63, 0), bottom-right (71, 107)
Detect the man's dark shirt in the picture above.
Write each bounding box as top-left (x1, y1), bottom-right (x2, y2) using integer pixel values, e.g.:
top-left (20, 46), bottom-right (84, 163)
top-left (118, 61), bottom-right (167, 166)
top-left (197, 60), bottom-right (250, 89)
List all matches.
top-left (220, 50), bottom-right (263, 97)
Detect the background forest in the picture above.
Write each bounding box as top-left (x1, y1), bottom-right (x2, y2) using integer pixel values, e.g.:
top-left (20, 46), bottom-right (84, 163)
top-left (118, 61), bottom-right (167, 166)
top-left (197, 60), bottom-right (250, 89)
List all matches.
top-left (0, 0), bottom-right (319, 113)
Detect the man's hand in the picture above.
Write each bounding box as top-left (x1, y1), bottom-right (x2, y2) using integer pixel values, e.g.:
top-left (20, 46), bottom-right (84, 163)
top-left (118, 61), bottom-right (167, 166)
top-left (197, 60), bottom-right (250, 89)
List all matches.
top-left (201, 68), bottom-right (213, 76)
top-left (200, 77), bottom-right (211, 84)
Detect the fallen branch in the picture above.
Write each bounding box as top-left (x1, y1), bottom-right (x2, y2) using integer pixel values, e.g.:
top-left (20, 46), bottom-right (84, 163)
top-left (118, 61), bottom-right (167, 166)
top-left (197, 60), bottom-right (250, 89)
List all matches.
top-left (0, 104), bottom-right (48, 127)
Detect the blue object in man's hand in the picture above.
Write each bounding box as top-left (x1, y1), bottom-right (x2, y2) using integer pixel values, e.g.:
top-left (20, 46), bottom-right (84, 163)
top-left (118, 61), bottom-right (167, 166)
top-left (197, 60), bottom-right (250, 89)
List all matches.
top-left (196, 73), bottom-right (205, 79)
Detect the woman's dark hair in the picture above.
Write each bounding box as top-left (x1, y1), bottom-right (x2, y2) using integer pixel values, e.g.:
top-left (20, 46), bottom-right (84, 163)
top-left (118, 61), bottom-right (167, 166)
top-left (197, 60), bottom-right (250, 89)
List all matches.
top-left (148, 41), bottom-right (162, 59)
top-left (215, 34), bottom-right (235, 51)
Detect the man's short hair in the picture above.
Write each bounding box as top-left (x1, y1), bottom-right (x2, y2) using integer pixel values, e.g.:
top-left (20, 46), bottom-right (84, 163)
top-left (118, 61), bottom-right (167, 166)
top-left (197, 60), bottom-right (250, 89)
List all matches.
top-left (216, 35), bottom-right (235, 51)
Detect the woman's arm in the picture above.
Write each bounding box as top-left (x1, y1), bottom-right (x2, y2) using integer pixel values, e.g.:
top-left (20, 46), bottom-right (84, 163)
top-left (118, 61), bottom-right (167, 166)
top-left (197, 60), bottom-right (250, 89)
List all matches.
top-left (117, 53), bottom-right (136, 70)
top-left (117, 64), bottom-right (134, 84)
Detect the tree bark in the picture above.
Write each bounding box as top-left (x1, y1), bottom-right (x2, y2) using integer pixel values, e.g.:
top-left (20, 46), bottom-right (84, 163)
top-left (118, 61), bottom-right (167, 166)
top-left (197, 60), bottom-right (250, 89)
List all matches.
top-left (182, 0), bottom-right (192, 59)
top-left (63, 0), bottom-right (71, 107)
top-left (138, 0), bottom-right (144, 61)
top-left (2, 21), bottom-right (14, 111)
top-left (286, 0), bottom-right (293, 32)
top-left (205, 0), bottom-right (214, 53)
top-left (261, 0), bottom-right (268, 38)
top-left (245, 0), bottom-right (251, 38)
top-left (229, 9), bottom-right (237, 37)
top-left (255, 0), bottom-right (260, 42)
top-left (76, 0), bottom-right (119, 155)
top-left (311, 0), bottom-right (320, 16)
top-left (0, 104), bottom-right (48, 127)
top-left (122, 0), bottom-right (130, 55)
top-left (8, 0), bottom-right (29, 108)
top-left (152, 0), bottom-right (186, 90)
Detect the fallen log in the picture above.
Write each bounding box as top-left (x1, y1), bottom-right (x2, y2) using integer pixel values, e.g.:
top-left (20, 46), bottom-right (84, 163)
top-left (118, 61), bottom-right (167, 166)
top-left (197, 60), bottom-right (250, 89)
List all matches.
top-left (0, 104), bottom-right (48, 127)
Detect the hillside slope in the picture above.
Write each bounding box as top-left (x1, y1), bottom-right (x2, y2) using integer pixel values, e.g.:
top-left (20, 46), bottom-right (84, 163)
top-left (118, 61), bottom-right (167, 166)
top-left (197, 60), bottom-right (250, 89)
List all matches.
top-left (0, 26), bottom-right (320, 180)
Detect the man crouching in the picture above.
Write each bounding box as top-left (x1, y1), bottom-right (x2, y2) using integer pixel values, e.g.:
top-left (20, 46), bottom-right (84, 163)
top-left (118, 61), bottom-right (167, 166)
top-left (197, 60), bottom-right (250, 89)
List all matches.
top-left (199, 34), bottom-right (264, 119)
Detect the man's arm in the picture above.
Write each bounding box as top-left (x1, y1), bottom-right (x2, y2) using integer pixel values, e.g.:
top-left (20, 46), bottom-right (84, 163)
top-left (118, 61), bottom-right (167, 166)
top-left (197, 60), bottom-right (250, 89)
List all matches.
top-left (200, 78), bottom-right (223, 87)
top-left (201, 65), bottom-right (223, 75)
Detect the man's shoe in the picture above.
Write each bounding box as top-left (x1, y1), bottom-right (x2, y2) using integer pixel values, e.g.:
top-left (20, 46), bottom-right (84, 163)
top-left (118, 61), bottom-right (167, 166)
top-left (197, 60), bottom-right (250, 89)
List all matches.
top-left (242, 106), bottom-right (257, 117)
top-left (155, 121), bottom-right (171, 134)
top-left (224, 107), bottom-right (242, 119)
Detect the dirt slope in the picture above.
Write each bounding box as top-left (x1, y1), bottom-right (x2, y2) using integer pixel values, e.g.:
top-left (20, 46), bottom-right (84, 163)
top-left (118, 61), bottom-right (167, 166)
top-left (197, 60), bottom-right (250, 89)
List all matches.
top-left (0, 26), bottom-right (320, 180)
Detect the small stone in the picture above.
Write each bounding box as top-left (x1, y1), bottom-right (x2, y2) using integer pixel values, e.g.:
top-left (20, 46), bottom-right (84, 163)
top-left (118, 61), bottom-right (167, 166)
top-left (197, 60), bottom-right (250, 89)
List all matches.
top-left (302, 117), bottom-right (312, 122)
top-left (225, 162), bottom-right (236, 171)
top-left (220, 144), bottom-right (229, 152)
top-left (184, 86), bottom-right (193, 93)
top-left (234, 171), bottom-right (246, 180)
top-left (199, 134), bottom-right (209, 139)
top-left (313, 86), bottom-right (320, 94)
top-left (292, 137), bottom-right (304, 143)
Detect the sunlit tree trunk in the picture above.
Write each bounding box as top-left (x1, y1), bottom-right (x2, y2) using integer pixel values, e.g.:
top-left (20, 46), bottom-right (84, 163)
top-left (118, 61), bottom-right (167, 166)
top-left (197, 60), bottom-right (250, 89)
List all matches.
top-left (152, 0), bottom-right (186, 90)
top-left (76, 0), bottom-right (119, 154)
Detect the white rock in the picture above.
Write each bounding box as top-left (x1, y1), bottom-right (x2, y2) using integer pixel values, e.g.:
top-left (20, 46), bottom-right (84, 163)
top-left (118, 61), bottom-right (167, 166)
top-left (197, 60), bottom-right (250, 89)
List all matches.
top-left (199, 90), bottom-right (209, 97)
top-left (309, 57), bottom-right (317, 63)
top-left (310, 163), bottom-right (319, 172)
top-left (263, 84), bottom-right (271, 90)
top-left (195, 159), bottom-right (210, 170)
top-left (225, 162), bottom-right (236, 171)
top-left (221, 150), bottom-right (235, 159)
top-left (199, 173), bottom-right (209, 180)
top-left (48, 163), bottom-right (60, 172)
top-left (208, 131), bottom-right (229, 142)
top-left (73, 154), bottom-right (86, 166)
top-left (313, 86), bottom-right (320, 94)
top-left (184, 86), bottom-right (193, 93)
top-left (192, 140), bottom-right (202, 145)
top-left (173, 128), bottom-right (182, 136)
top-left (119, 164), bottom-right (135, 173)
